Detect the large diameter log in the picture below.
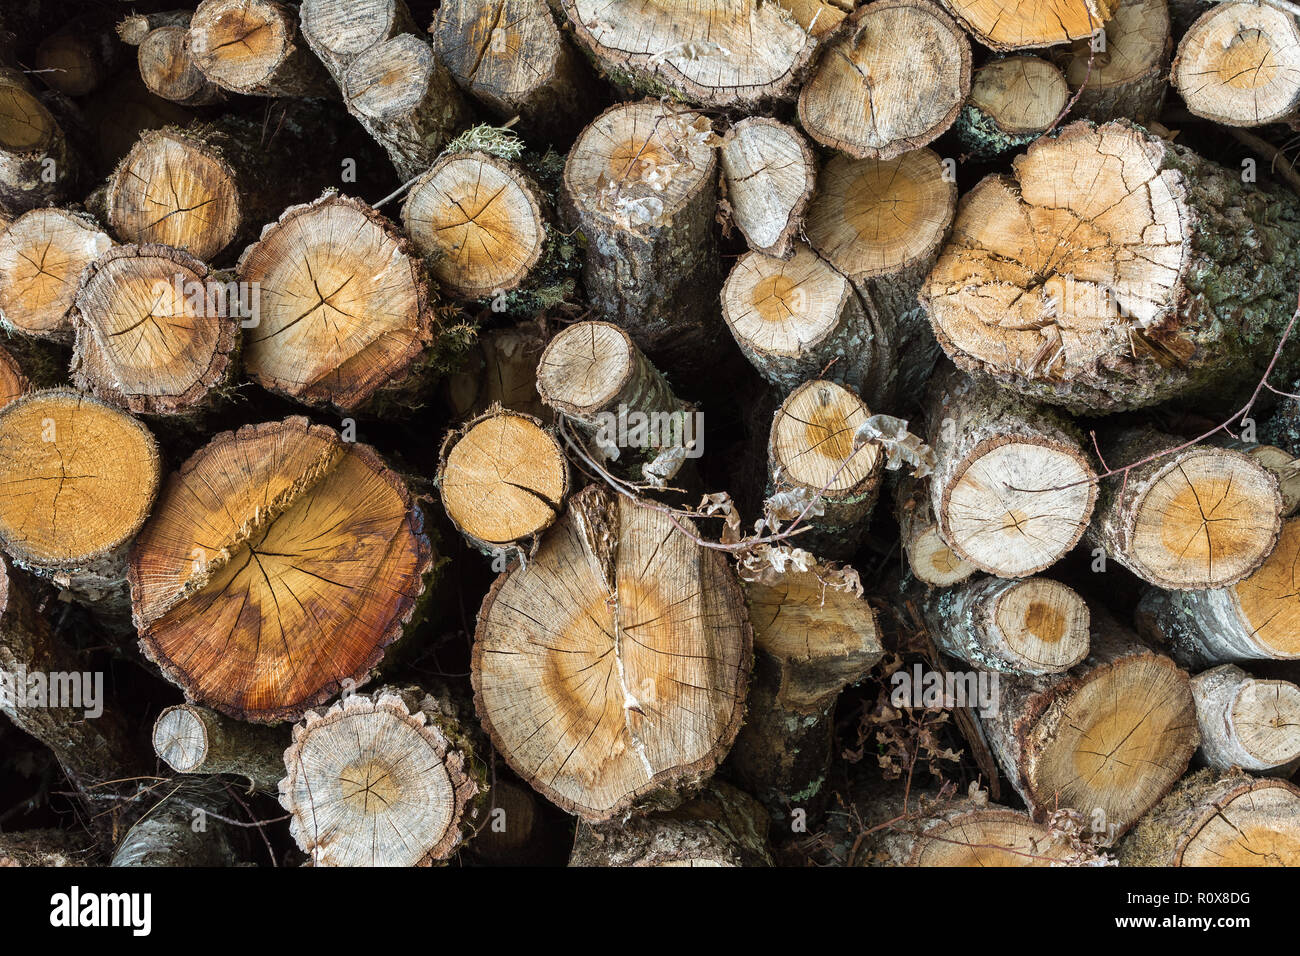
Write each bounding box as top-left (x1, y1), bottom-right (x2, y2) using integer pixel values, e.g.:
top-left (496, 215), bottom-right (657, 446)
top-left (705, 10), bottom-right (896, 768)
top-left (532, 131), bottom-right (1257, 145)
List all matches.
top-left (730, 568), bottom-right (883, 814)
top-left (980, 615), bottom-right (1198, 842)
top-left (0, 73), bottom-right (74, 211)
top-left (188, 0), bottom-right (332, 99)
top-left (939, 0), bottom-right (1119, 50)
top-left (1055, 0), bottom-right (1170, 124)
top-left (0, 389), bottom-right (161, 610)
top-left (558, 0), bottom-right (815, 108)
top-left (137, 24), bottom-right (226, 107)
top-left (280, 686), bottom-right (486, 866)
top-left (570, 782), bottom-right (772, 866)
top-left (1189, 664), bottom-right (1300, 774)
top-left (924, 575), bottom-right (1090, 675)
top-left (129, 417), bottom-right (435, 723)
top-left (923, 120), bottom-right (1300, 414)
top-left (719, 117), bottom-right (816, 259)
top-left (70, 244), bottom-right (240, 416)
top-left (473, 484), bottom-right (752, 822)
top-left (1135, 517), bottom-right (1300, 664)
top-left (437, 406), bottom-right (569, 557)
top-left (954, 56), bottom-right (1069, 161)
top-left (1119, 768), bottom-right (1300, 866)
top-left (236, 192), bottom-right (437, 414)
top-left (563, 99), bottom-right (722, 377)
top-left (768, 379), bottom-right (884, 559)
top-left (896, 473), bottom-right (976, 586)
top-left (153, 703), bottom-right (290, 793)
top-left (798, 0), bottom-right (971, 160)
top-left (1090, 428), bottom-right (1283, 590)
top-left (926, 365), bottom-right (1096, 578)
top-left (431, 0), bottom-right (598, 142)
top-left (0, 207), bottom-right (112, 344)
top-left (1172, 0), bottom-right (1300, 127)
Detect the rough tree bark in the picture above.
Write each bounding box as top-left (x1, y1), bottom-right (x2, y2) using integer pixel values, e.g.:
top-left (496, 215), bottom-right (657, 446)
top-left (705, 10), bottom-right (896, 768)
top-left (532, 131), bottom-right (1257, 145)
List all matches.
top-left (954, 56), bottom-right (1069, 160)
top-left (1188, 664), bottom-right (1300, 775)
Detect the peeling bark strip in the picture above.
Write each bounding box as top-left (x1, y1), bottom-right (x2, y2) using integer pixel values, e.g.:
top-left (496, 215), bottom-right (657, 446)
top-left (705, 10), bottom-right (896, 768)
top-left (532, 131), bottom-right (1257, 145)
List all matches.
top-left (0, 208), bottom-right (112, 343)
top-left (719, 117), bottom-right (816, 259)
top-left (129, 417), bottom-right (434, 723)
top-left (70, 244), bottom-right (240, 417)
top-left (0, 389), bottom-right (161, 611)
top-left (799, 0), bottom-right (971, 161)
top-left (730, 569), bottom-right (883, 814)
top-left (1172, 0), bottom-right (1300, 127)
top-left (1135, 517), bottom-right (1300, 665)
top-left (472, 484), bottom-right (752, 822)
top-left (926, 364), bottom-right (1096, 579)
top-left (1090, 427), bottom-right (1283, 590)
top-left (570, 782), bottom-right (773, 866)
top-left (436, 405), bottom-right (569, 557)
top-left (980, 614), bottom-right (1199, 843)
top-left (1055, 0), bottom-right (1170, 124)
top-left (896, 473), bottom-right (976, 586)
top-left (188, 0), bottom-right (332, 99)
top-left (768, 379), bottom-right (884, 560)
top-left (0, 71), bottom-right (73, 212)
top-left (939, 0), bottom-right (1119, 50)
top-left (954, 56), bottom-right (1069, 161)
top-left (280, 686), bottom-right (486, 866)
top-left (924, 575), bottom-right (1091, 675)
top-left (1119, 768), bottom-right (1300, 865)
top-left (432, 0), bottom-right (598, 141)
top-left (236, 192), bottom-right (436, 414)
top-left (153, 703), bottom-right (290, 792)
top-left (559, 0), bottom-right (816, 107)
top-left (563, 99), bottom-right (723, 377)
top-left (923, 121), bottom-right (1300, 414)
top-left (1189, 664), bottom-right (1300, 774)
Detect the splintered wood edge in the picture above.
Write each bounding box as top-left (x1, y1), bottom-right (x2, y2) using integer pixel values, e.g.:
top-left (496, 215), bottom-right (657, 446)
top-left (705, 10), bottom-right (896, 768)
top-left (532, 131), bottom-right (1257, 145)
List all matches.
top-left (906, 807), bottom-right (1076, 865)
top-left (130, 416), bottom-right (434, 724)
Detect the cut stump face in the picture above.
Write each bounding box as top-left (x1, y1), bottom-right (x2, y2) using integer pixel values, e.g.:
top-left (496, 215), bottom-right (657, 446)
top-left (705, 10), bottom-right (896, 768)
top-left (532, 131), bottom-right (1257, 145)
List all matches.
top-left (473, 485), bottom-right (751, 821)
top-left (188, 0), bottom-right (295, 92)
top-left (771, 380), bottom-right (880, 495)
top-left (1179, 781), bottom-right (1300, 866)
top-left (0, 83), bottom-right (55, 154)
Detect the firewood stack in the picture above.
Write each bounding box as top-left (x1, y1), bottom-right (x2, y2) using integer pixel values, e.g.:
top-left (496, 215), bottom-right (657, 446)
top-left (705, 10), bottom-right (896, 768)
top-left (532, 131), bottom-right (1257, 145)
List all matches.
top-left (2, 0), bottom-right (1300, 870)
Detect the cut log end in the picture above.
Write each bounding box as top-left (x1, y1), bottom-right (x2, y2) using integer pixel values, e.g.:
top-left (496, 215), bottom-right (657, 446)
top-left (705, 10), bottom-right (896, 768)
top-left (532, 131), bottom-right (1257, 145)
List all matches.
top-left (138, 26), bottom-right (225, 107)
top-left (1192, 664), bottom-right (1300, 772)
top-left (0, 347), bottom-right (28, 409)
top-left (719, 118), bottom-right (816, 258)
top-left (188, 0), bottom-right (329, 98)
top-left (907, 808), bottom-right (1082, 866)
top-left (1234, 516), bottom-right (1300, 656)
top-left (153, 704), bottom-right (218, 774)
top-left (771, 379), bottom-right (881, 498)
top-left (992, 577), bottom-right (1091, 671)
top-left (0, 82), bottom-right (55, 156)
top-left (942, 0), bottom-right (1120, 50)
top-left (956, 56), bottom-right (1068, 158)
top-left (0, 208), bottom-right (112, 343)
top-left (1057, 0), bottom-right (1170, 123)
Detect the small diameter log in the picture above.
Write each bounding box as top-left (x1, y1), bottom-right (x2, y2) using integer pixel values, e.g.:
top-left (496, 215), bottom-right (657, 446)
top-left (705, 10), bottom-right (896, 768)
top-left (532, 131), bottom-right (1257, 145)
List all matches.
top-left (469, 778), bottom-right (551, 865)
top-left (798, 0), bottom-right (971, 161)
top-left (924, 575), bottom-right (1090, 675)
top-left (897, 473), bottom-right (976, 587)
top-left (137, 25), bottom-right (226, 107)
top-left (570, 782), bottom-right (772, 867)
top-left (939, 0), bottom-right (1119, 50)
top-left (473, 484), bottom-right (752, 822)
top-left (437, 406), bottom-right (569, 557)
top-left (0, 389), bottom-right (160, 609)
top-left (1135, 516), bottom-right (1300, 665)
top-left (719, 117), bottom-right (816, 259)
top-left (299, 0), bottom-right (417, 77)
top-left (768, 379), bottom-right (884, 559)
top-left (1190, 664), bottom-right (1300, 775)
top-left (34, 16), bottom-right (122, 98)
top-left (923, 121), bottom-right (1300, 414)
top-left (0, 207), bottom-right (112, 343)
top-left (559, 0), bottom-right (815, 108)
top-left (280, 686), bottom-right (486, 866)
top-left (536, 320), bottom-right (694, 478)
top-left (954, 56), bottom-right (1069, 161)
top-left (804, 148), bottom-right (956, 405)
top-left (69, 244), bottom-right (239, 416)
top-left (981, 614), bottom-right (1198, 843)
top-left (129, 417), bottom-right (434, 723)
top-left (1172, 0), bottom-right (1300, 126)
top-left (0, 347), bottom-right (28, 408)
top-left (778, 0), bottom-right (855, 36)
top-left (153, 703), bottom-right (290, 792)
top-left (188, 0), bottom-right (332, 99)
top-left (563, 99), bottom-right (722, 377)
top-left (1090, 427), bottom-right (1283, 590)
top-left (401, 150), bottom-right (546, 301)
top-left (0, 72), bottom-right (74, 211)
top-left (111, 779), bottom-right (243, 867)
top-left (236, 192), bottom-right (436, 414)
top-left (1, 552), bottom-right (141, 791)
top-left (730, 569), bottom-right (883, 814)
top-left (432, 0), bottom-right (598, 141)
top-left (722, 243), bottom-right (891, 405)
top-left (443, 320), bottom-right (551, 422)
top-left (1119, 768), bottom-right (1300, 866)
top-left (1056, 0), bottom-right (1170, 124)
top-left (0, 829), bottom-right (93, 867)
top-left (926, 365), bottom-right (1097, 579)
top-left (117, 11), bottom-right (195, 48)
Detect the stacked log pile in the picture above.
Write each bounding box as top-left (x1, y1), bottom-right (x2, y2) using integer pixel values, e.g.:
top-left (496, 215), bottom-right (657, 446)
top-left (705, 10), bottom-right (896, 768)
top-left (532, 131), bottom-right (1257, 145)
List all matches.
top-left (3, 0), bottom-right (1300, 870)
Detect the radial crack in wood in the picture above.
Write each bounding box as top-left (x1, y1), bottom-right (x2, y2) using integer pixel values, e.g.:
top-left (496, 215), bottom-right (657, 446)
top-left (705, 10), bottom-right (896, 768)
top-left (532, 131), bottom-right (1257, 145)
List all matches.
top-left (0, 208), bottom-right (112, 344)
